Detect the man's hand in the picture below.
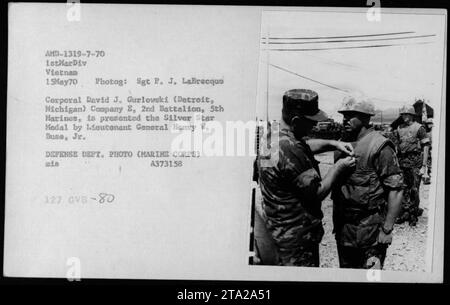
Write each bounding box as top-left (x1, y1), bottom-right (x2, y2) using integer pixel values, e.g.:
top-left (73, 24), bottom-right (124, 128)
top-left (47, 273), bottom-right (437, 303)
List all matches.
top-left (377, 230), bottom-right (393, 245)
top-left (334, 141), bottom-right (354, 156)
top-left (316, 156), bottom-right (355, 201)
top-left (336, 156), bottom-right (356, 172)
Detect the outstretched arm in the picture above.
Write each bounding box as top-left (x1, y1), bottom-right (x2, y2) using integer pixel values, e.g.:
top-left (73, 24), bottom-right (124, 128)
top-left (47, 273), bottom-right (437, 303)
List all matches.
top-left (306, 139), bottom-right (336, 153)
top-left (316, 158), bottom-right (352, 201)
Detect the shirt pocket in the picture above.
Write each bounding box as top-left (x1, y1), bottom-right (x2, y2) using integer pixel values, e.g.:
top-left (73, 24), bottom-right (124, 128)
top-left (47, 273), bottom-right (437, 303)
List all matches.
top-left (340, 171), bottom-right (371, 207)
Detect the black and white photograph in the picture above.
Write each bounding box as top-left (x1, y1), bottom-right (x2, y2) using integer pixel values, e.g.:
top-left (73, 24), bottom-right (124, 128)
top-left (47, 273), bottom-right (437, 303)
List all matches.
top-left (251, 9), bottom-right (446, 273)
top-left (3, 3), bottom-right (446, 288)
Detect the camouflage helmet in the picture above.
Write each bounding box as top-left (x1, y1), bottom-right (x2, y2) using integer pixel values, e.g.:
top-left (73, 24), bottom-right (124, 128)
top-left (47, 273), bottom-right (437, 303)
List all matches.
top-left (399, 105), bottom-right (417, 115)
top-left (338, 95), bottom-right (375, 116)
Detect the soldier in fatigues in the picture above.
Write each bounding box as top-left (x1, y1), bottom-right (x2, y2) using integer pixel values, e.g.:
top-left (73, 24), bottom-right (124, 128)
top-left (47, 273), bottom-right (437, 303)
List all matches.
top-left (394, 106), bottom-right (430, 226)
top-left (257, 89), bottom-right (355, 267)
top-left (332, 96), bottom-right (404, 269)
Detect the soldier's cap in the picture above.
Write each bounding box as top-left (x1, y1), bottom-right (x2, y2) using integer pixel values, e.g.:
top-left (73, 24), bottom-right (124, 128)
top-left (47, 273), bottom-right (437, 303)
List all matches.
top-left (282, 89), bottom-right (328, 121)
top-left (338, 95), bottom-right (375, 116)
top-left (425, 118), bottom-right (434, 124)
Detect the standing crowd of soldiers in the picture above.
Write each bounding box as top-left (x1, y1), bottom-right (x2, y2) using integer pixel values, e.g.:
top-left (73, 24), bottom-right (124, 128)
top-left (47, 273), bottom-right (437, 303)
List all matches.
top-left (254, 88), bottom-right (433, 269)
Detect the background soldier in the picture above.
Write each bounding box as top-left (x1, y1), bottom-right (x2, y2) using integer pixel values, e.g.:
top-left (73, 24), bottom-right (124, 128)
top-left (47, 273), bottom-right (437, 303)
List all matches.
top-left (332, 96), bottom-right (404, 269)
top-left (257, 89), bottom-right (355, 267)
top-left (395, 106), bottom-right (430, 226)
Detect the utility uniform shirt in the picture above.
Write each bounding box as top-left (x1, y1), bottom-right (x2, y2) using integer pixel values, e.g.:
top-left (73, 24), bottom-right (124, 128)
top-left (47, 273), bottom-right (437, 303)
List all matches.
top-left (332, 128), bottom-right (404, 248)
top-left (258, 123), bottom-right (324, 253)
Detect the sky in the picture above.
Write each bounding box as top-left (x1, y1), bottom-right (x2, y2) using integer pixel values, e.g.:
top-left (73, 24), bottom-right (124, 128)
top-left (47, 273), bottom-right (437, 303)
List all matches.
top-left (256, 9), bottom-right (446, 122)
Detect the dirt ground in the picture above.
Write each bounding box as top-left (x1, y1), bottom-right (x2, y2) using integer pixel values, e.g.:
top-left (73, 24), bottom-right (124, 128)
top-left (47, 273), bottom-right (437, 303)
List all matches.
top-left (316, 152), bottom-right (429, 271)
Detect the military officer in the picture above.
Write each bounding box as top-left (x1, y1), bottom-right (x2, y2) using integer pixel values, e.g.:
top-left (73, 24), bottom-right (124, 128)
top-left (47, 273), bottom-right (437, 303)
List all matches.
top-left (257, 89), bottom-right (355, 267)
top-left (394, 106), bottom-right (430, 226)
top-left (332, 96), bottom-right (404, 269)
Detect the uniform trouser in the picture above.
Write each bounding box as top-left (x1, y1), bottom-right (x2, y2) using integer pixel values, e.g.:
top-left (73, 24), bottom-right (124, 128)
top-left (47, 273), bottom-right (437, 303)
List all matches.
top-left (424, 154), bottom-right (432, 184)
top-left (254, 210), bottom-right (322, 267)
top-left (337, 243), bottom-right (388, 269)
top-left (275, 223), bottom-right (323, 267)
top-left (277, 243), bottom-right (320, 267)
top-left (398, 165), bottom-right (422, 223)
top-left (254, 220), bottom-right (321, 267)
top-left (254, 211), bottom-right (321, 267)
top-left (253, 210), bottom-right (279, 265)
